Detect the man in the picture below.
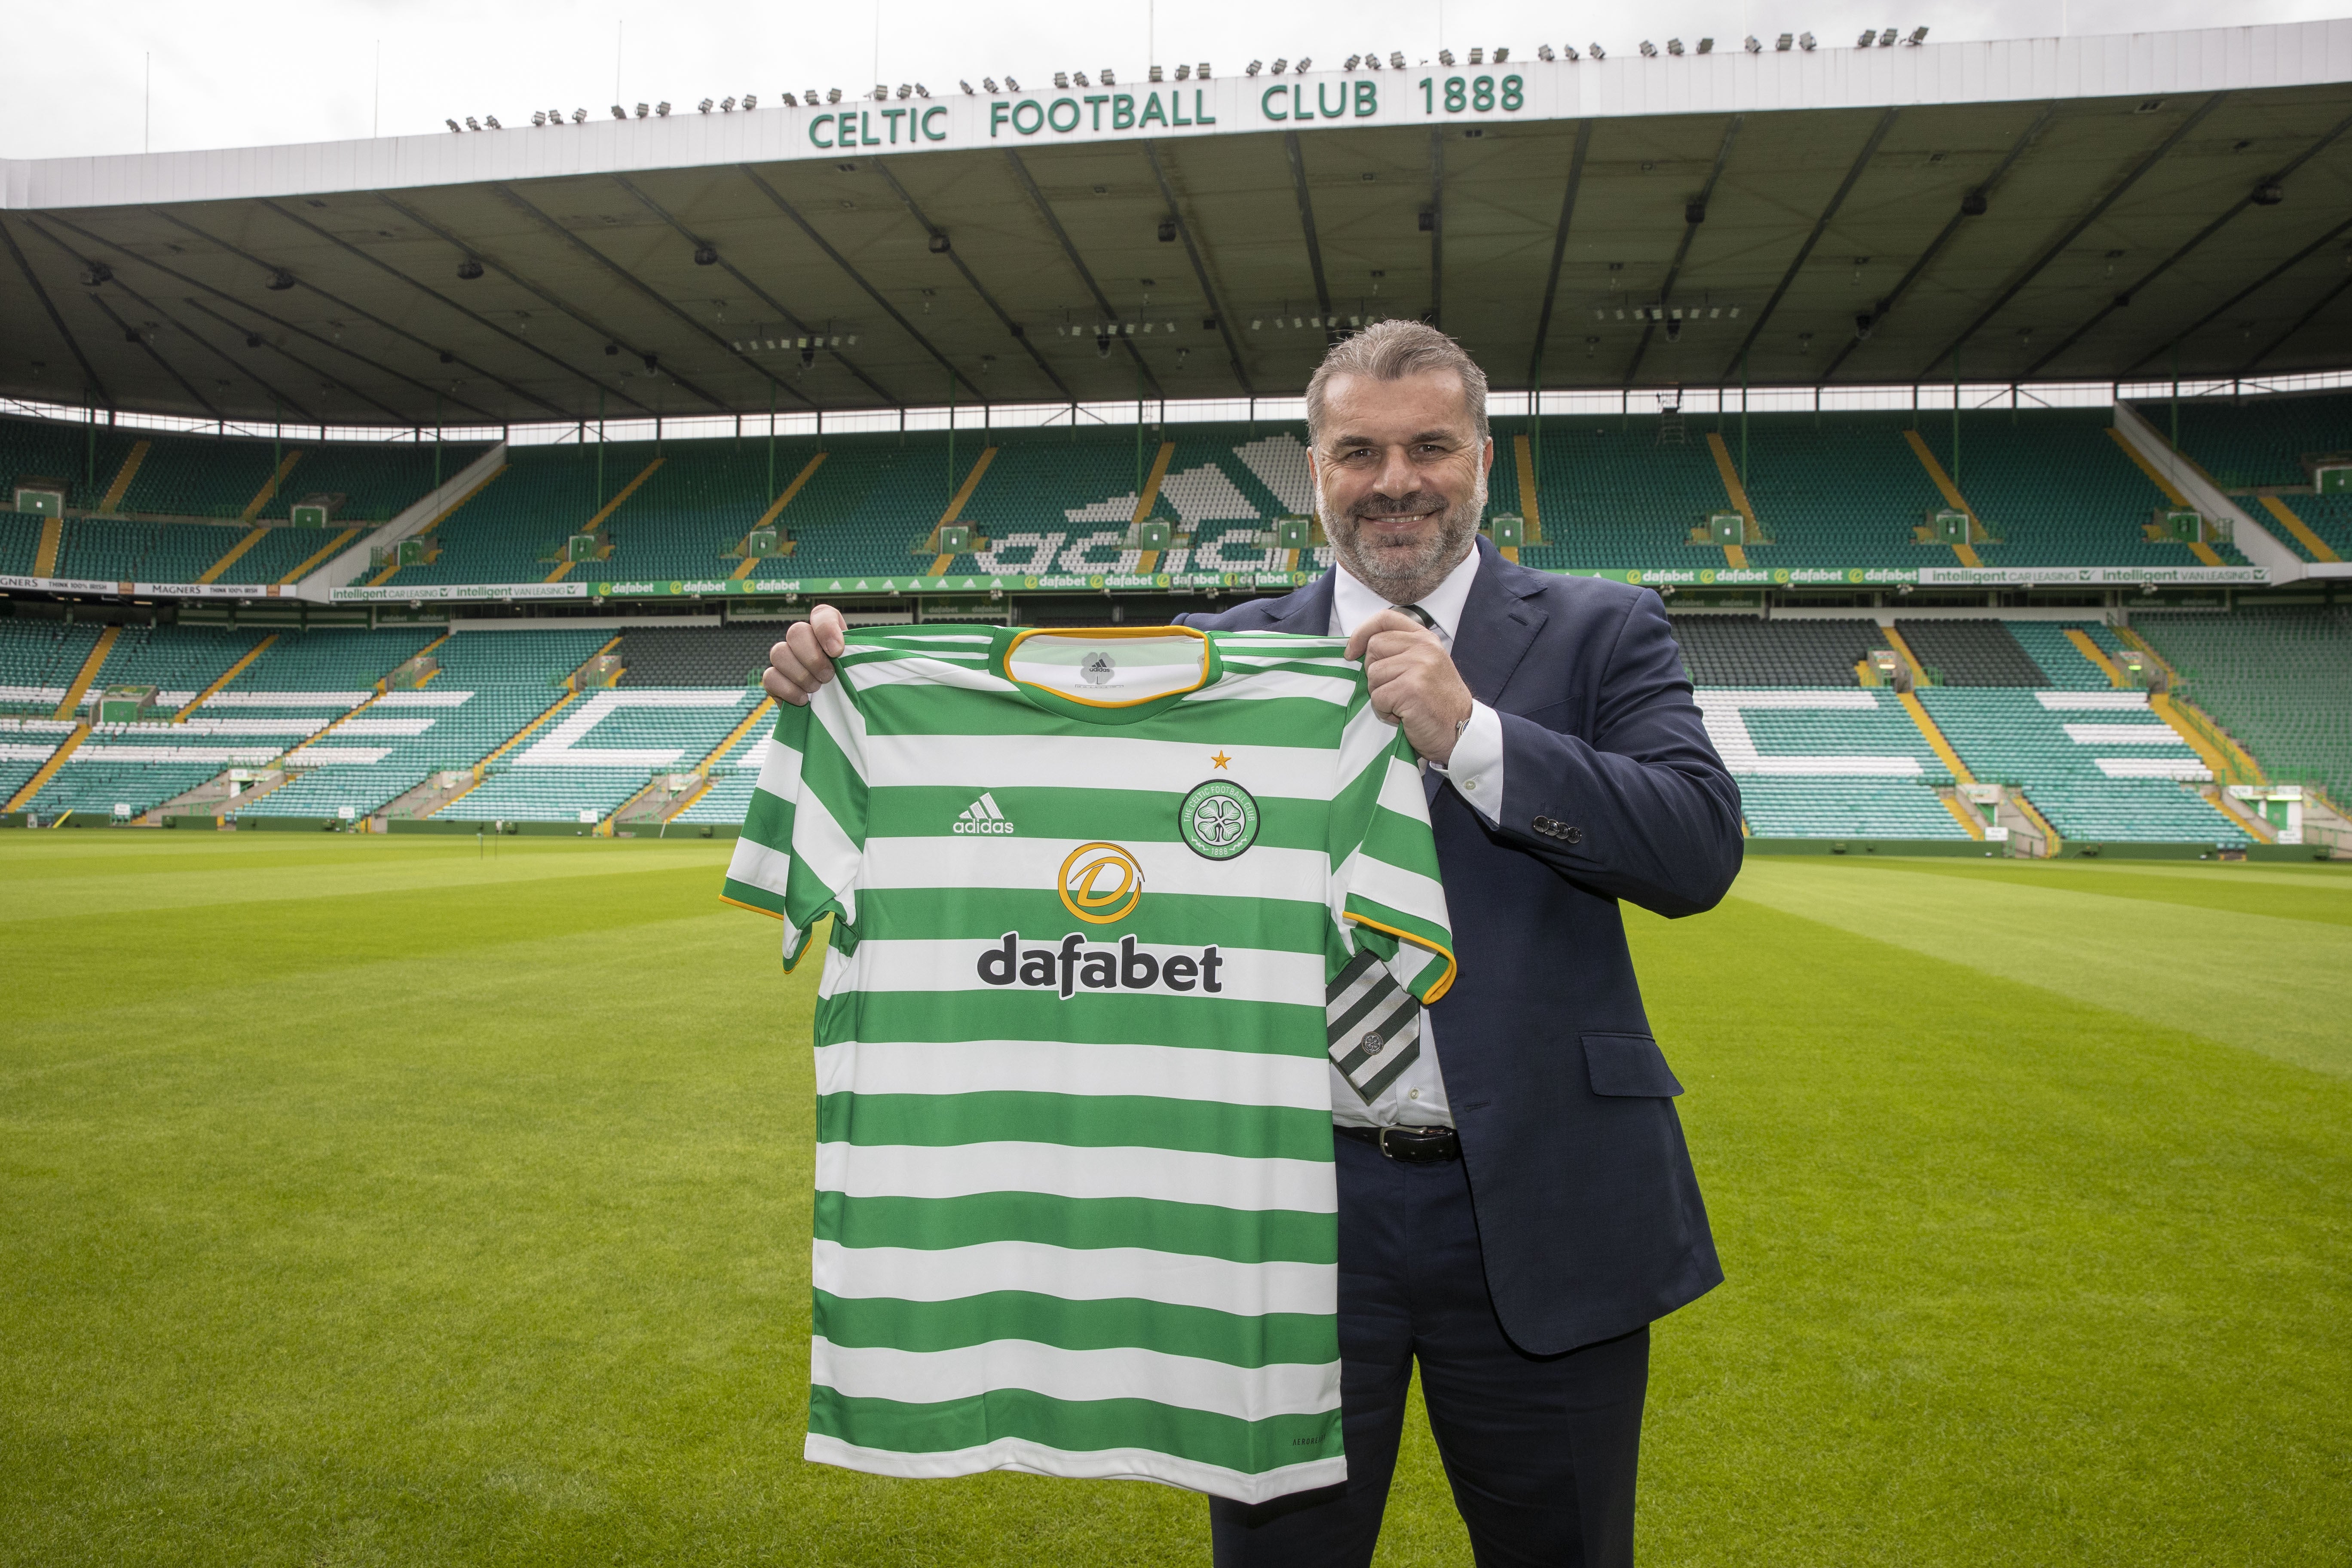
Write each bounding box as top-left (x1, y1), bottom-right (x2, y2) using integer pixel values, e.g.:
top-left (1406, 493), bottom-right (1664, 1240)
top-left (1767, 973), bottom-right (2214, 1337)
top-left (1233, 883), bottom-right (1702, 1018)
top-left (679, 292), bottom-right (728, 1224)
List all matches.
top-left (764, 320), bottom-right (1743, 1566)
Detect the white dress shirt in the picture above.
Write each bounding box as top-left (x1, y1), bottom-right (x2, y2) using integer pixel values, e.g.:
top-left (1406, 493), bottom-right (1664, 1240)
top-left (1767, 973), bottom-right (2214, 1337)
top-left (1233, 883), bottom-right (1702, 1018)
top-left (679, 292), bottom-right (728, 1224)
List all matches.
top-left (1326, 545), bottom-right (1504, 1129)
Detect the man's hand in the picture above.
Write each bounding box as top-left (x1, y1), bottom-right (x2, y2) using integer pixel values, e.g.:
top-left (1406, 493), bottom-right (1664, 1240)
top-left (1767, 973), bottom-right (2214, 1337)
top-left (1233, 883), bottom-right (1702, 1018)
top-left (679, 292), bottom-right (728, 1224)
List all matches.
top-left (763, 604), bottom-right (846, 706)
top-left (1346, 608), bottom-right (1474, 764)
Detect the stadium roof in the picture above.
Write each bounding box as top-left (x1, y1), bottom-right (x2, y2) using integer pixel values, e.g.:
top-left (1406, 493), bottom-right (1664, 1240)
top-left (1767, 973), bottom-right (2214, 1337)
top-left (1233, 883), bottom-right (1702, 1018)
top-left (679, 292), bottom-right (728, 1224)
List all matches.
top-left (6, 21), bottom-right (2352, 429)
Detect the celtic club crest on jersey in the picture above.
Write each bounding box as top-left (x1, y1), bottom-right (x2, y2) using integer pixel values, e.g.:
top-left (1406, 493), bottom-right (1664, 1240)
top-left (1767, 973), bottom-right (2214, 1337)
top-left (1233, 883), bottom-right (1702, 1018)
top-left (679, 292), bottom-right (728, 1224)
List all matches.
top-left (1179, 779), bottom-right (1260, 861)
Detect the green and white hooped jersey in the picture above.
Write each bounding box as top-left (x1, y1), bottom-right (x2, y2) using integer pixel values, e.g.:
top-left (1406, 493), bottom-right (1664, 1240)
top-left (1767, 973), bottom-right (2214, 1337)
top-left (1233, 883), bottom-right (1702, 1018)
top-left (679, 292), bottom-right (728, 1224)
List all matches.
top-left (723, 624), bottom-right (1455, 1505)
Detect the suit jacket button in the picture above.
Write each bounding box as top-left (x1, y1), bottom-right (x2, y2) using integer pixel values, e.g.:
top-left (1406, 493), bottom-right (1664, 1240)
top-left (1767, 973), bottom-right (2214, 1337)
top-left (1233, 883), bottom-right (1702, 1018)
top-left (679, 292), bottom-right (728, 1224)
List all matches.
top-left (1532, 816), bottom-right (1553, 834)
top-left (1562, 825), bottom-right (1583, 845)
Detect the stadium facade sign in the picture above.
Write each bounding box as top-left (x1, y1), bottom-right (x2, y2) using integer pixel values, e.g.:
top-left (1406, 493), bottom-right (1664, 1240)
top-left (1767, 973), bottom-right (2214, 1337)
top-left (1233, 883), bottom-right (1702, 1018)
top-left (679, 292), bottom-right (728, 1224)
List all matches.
top-left (0, 575), bottom-right (294, 600)
top-left (10, 23), bottom-right (2350, 210)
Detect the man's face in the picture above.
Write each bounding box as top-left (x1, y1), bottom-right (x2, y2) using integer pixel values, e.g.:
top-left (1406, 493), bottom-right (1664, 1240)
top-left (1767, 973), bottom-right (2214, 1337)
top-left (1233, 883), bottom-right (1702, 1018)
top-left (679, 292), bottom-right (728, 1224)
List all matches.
top-left (1311, 368), bottom-right (1493, 598)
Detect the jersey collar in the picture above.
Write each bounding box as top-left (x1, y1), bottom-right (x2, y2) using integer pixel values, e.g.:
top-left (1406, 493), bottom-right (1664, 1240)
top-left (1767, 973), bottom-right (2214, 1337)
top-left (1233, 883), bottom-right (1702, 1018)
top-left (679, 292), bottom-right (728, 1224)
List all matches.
top-left (996, 625), bottom-right (1223, 724)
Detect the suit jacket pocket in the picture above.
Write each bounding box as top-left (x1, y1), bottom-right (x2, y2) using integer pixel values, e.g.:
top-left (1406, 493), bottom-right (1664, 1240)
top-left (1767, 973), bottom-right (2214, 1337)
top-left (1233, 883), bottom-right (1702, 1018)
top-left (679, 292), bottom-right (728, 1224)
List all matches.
top-left (1582, 1032), bottom-right (1685, 1097)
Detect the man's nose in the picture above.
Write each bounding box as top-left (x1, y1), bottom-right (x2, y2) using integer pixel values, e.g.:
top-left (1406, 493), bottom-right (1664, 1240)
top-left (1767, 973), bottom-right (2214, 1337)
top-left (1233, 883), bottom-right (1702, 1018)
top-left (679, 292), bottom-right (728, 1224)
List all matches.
top-left (1372, 445), bottom-right (1420, 498)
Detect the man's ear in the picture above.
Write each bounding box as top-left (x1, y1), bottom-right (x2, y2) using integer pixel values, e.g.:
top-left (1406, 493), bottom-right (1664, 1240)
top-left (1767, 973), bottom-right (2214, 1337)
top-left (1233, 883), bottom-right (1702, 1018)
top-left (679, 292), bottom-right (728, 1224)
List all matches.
top-left (1480, 437), bottom-right (1495, 477)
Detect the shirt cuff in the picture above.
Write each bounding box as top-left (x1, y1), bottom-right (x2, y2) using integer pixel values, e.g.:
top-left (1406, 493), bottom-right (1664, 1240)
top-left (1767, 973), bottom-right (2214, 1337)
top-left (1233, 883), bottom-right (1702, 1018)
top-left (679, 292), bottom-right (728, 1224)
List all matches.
top-left (1430, 701), bottom-right (1505, 824)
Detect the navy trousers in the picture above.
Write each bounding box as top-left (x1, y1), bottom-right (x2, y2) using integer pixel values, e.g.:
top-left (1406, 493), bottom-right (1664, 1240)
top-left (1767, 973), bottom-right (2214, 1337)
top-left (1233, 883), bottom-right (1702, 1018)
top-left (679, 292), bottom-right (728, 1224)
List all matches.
top-left (1209, 1132), bottom-right (1651, 1568)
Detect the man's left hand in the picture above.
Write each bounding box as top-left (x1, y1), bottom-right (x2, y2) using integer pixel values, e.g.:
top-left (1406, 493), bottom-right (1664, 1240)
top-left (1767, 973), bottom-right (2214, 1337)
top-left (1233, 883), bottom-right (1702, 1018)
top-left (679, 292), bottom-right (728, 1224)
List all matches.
top-left (1346, 609), bottom-right (1475, 764)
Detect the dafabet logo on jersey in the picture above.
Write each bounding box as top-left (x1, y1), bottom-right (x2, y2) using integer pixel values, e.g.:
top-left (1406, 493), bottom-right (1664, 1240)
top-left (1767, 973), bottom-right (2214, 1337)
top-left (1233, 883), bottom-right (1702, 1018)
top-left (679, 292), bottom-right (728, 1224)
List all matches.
top-left (972, 838), bottom-right (1225, 999)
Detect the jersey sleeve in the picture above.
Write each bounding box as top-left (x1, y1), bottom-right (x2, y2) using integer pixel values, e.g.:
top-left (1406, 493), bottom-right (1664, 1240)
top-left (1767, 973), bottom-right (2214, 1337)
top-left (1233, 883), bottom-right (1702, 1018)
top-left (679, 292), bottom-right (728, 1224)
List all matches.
top-left (1326, 702), bottom-right (1456, 1006)
top-left (720, 683), bottom-right (871, 970)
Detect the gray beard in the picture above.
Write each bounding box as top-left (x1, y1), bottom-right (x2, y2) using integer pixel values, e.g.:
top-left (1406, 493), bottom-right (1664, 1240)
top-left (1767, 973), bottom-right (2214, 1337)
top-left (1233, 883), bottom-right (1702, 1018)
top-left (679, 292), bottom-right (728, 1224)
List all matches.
top-left (1318, 471), bottom-right (1486, 605)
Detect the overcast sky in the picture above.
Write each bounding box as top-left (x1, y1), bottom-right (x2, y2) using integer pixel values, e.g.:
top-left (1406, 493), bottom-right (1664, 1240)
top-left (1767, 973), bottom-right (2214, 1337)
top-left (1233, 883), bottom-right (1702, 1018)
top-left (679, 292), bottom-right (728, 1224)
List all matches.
top-left (4, 0), bottom-right (2346, 162)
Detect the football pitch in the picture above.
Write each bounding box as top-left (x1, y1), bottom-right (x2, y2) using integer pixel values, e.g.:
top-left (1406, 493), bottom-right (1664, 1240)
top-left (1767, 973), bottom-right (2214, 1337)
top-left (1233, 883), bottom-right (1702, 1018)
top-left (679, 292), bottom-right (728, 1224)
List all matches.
top-left (3, 832), bottom-right (2346, 1567)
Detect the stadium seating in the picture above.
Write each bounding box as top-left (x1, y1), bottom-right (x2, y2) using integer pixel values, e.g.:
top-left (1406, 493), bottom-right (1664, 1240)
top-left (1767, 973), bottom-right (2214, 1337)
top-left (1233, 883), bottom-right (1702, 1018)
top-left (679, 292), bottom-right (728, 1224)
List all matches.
top-left (1918, 687), bottom-right (2248, 845)
top-left (89, 624), bottom-right (267, 700)
top-left (434, 687), bottom-right (759, 823)
top-left (2004, 621), bottom-right (2129, 690)
top-left (1670, 616), bottom-right (1883, 686)
top-left (0, 620), bottom-right (103, 714)
top-left (1726, 414), bottom-right (1953, 567)
top-left (1893, 620), bottom-right (2051, 687)
top-left (1518, 418), bottom-right (1732, 570)
top-left (2134, 606), bottom-right (2352, 809)
top-left (1691, 687), bottom-right (1966, 839)
top-left (615, 624), bottom-right (776, 687)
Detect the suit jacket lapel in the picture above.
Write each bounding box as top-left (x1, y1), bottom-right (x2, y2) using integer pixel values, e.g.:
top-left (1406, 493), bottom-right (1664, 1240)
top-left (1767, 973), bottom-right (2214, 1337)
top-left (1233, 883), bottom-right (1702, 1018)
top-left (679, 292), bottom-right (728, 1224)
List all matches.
top-left (1265, 573), bottom-right (1336, 634)
top-left (1449, 537), bottom-right (1548, 707)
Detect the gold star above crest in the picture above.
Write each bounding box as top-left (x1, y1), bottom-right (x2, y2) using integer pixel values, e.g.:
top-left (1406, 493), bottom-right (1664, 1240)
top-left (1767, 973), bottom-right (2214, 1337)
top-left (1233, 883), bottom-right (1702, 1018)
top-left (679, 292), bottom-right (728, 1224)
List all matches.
top-left (1210, 750), bottom-right (1231, 770)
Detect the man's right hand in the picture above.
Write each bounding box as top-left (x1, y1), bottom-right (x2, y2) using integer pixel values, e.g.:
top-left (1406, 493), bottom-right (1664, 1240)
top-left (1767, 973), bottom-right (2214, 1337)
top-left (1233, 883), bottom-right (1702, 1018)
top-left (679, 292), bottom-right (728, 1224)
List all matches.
top-left (763, 604), bottom-right (846, 706)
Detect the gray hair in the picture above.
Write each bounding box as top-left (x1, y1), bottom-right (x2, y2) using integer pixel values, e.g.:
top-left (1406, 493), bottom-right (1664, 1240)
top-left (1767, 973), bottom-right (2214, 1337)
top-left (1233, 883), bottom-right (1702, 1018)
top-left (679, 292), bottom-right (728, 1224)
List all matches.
top-left (1304, 318), bottom-right (1490, 449)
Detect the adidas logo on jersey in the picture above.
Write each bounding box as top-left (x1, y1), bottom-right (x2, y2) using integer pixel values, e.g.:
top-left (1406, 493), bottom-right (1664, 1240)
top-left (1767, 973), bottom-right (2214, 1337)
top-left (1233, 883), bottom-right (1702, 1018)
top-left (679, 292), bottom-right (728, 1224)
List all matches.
top-left (952, 792), bottom-right (1016, 835)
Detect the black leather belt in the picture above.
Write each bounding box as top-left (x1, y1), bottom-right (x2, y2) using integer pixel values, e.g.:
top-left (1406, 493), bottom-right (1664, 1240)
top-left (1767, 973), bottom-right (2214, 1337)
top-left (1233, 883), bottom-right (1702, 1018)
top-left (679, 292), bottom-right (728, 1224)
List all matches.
top-left (1337, 1124), bottom-right (1461, 1163)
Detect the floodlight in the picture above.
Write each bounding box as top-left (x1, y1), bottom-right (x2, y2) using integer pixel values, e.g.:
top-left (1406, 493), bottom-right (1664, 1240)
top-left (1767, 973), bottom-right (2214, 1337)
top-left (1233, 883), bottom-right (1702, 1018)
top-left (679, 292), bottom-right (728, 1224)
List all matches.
top-left (1436, 50), bottom-right (1454, 67)
top-left (1388, 51), bottom-right (1405, 68)
top-left (1664, 319), bottom-right (1681, 342)
top-left (457, 259), bottom-right (485, 280)
top-left (1346, 54), bottom-right (1362, 68)
top-left (1859, 30), bottom-right (1876, 46)
top-left (1696, 38), bottom-right (1712, 53)
top-left (781, 92), bottom-right (798, 107)
top-left (1055, 72), bottom-right (1070, 88)
top-left (531, 110), bottom-right (547, 126)
top-left (1961, 190), bottom-right (1988, 216)
top-left (1776, 33), bottom-right (1793, 49)
top-left (1534, 46), bottom-right (1551, 62)
top-left (694, 243), bottom-right (718, 265)
top-left (1799, 32), bottom-right (1816, 49)
top-left (1491, 47), bottom-right (1507, 62)
top-left (1564, 44), bottom-right (1581, 60)
top-left (1879, 29), bottom-right (1897, 46)
top-left (1589, 43), bottom-right (1605, 59)
top-left (637, 102), bottom-right (649, 116)
top-left (1198, 63), bottom-right (1211, 77)
top-left (123, 326), bottom-right (141, 343)
top-left (83, 263), bottom-right (112, 285)
top-left (722, 96), bottom-right (736, 111)
top-left (485, 114), bottom-right (502, 128)
top-left (895, 84), bottom-right (910, 99)
top-left (643, 353), bottom-right (659, 372)
top-left (799, 346), bottom-right (815, 369)
top-left (1853, 312), bottom-right (1873, 340)
top-left (928, 232), bottom-right (951, 253)
top-left (2253, 181), bottom-right (2285, 205)
top-left (699, 98), bottom-right (714, 112)
top-left (657, 101), bottom-right (672, 114)
top-left (1467, 48), bottom-right (1483, 65)
top-left (1640, 41), bottom-right (1657, 57)
top-left (266, 268), bottom-right (296, 291)
top-left (447, 118), bottom-right (463, 132)
top-left (959, 80), bottom-right (974, 93)
top-left (1149, 65), bottom-right (1164, 81)
top-left (1174, 64), bottom-right (1190, 79)
top-left (983, 77), bottom-right (998, 91)
top-left (1158, 217), bottom-right (1177, 242)
top-left (465, 116), bottom-right (482, 130)
top-left (572, 108), bottom-right (587, 122)
top-left (1297, 56), bottom-right (1313, 70)
top-left (1271, 59), bottom-right (1286, 75)
top-left (1246, 61), bottom-right (1262, 76)
top-left (827, 88), bottom-right (842, 101)
top-left (1686, 202), bottom-right (1707, 224)
top-left (1666, 39), bottom-right (1683, 55)
top-left (743, 94), bottom-right (758, 108)
top-left (1096, 333), bottom-right (1112, 358)
top-left (612, 104), bottom-right (627, 118)
top-left (1073, 71), bottom-right (1090, 88)
top-left (1907, 26), bottom-right (1929, 43)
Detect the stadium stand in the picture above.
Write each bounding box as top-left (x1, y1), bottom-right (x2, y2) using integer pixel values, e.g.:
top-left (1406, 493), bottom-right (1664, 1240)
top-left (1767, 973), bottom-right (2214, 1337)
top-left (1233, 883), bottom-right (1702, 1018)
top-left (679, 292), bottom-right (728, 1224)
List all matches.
top-left (615, 624), bottom-right (775, 687)
top-left (1519, 419), bottom-right (1732, 571)
top-left (0, 620), bottom-right (102, 714)
top-left (1670, 616), bottom-right (1883, 686)
top-left (1694, 687), bottom-right (1966, 840)
top-left (672, 721), bottom-right (772, 826)
top-left (1893, 620), bottom-right (2052, 687)
top-left (2005, 621), bottom-right (2130, 690)
top-left (1918, 687), bottom-right (2248, 845)
top-left (88, 623), bottom-right (267, 701)
top-left (2150, 393), bottom-right (2352, 563)
top-left (1733, 414), bottom-right (1954, 567)
top-left (2135, 606), bottom-right (2352, 811)
top-left (435, 688), bottom-right (757, 824)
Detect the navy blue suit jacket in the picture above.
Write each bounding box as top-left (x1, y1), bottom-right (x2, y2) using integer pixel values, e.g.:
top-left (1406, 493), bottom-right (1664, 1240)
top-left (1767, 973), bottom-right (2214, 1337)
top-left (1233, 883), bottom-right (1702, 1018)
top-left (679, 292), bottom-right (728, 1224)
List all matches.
top-left (1179, 537), bottom-right (1743, 1355)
